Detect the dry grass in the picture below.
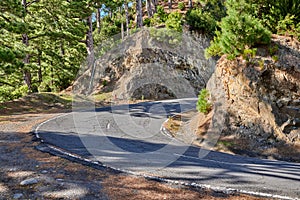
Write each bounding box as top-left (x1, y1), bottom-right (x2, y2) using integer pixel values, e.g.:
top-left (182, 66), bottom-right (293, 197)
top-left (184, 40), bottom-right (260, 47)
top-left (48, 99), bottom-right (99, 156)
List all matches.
top-left (102, 175), bottom-right (266, 200)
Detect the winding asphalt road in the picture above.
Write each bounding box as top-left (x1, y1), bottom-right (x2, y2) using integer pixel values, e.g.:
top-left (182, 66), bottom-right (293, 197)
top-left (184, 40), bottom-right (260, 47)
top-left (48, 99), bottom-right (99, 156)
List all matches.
top-left (35, 99), bottom-right (300, 199)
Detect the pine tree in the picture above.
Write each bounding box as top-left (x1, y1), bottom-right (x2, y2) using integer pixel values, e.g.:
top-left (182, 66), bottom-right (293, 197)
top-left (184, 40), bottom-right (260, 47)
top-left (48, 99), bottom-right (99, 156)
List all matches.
top-left (0, 0), bottom-right (27, 100)
top-left (136, 0), bottom-right (143, 28)
top-left (206, 0), bottom-right (271, 59)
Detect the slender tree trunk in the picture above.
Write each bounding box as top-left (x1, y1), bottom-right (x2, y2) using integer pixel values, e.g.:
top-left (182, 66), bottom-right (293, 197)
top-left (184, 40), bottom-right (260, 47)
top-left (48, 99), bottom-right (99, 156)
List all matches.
top-left (168, 0), bottom-right (172, 10)
top-left (86, 15), bottom-right (95, 93)
top-left (188, 0), bottom-right (193, 9)
top-left (86, 15), bottom-right (95, 67)
top-left (37, 49), bottom-right (42, 84)
top-left (124, 2), bottom-right (130, 36)
top-left (136, 0), bottom-right (143, 28)
top-left (151, 0), bottom-right (157, 13)
top-left (146, 0), bottom-right (153, 17)
top-left (21, 0), bottom-right (32, 93)
top-left (96, 7), bottom-right (101, 34)
top-left (51, 64), bottom-right (54, 88)
top-left (120, 7), bottom-right (124, 40)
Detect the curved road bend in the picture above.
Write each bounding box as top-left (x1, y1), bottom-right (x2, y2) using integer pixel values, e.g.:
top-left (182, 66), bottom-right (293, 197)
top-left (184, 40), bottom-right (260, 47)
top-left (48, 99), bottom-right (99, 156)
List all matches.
top-left (36, 99), bottom-right (300, 199)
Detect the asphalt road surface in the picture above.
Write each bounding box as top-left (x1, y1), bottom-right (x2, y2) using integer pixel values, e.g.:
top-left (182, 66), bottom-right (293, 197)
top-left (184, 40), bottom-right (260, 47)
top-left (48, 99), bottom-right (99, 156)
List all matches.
top-left (36, 98), bottom-right (300, 199)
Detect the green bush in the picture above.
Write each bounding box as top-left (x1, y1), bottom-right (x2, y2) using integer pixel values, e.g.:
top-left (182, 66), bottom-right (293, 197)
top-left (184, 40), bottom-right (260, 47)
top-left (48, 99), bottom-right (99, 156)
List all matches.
top-left (0, 85), bottom-right (28, 103)
top-left (197, 89), bottom-right (212, 114)
top-left (256, 0), bottom-right (300, 33)
top-left (205, 0), bottom-right (271, 59)
top-left (157, 5), bottom-right (168, 22)
top-left (186, 8), bottom-right (217, 35)
top-left (185, 1), bottom-right (226, 35)
top-left (178, 2), bottom-right (185, 10)
top-left (242, 0), bottom-right (299, 39)
top-left (165, 12), bottom-right (183, 32)
top-left (150, 6), bottom-right (168, 26)
top-left (143, 17), bottom-right (151, 27)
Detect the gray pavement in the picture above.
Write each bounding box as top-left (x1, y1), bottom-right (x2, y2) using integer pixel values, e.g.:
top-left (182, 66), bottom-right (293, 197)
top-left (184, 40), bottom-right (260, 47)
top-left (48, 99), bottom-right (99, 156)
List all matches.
top-left (36, 98), bottom-right (300, 199)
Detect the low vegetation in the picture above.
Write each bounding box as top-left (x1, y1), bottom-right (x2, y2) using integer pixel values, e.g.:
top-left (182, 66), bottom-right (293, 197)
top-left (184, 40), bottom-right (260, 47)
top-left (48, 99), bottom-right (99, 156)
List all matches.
top-left (196, 89), bottom-right (212, 114)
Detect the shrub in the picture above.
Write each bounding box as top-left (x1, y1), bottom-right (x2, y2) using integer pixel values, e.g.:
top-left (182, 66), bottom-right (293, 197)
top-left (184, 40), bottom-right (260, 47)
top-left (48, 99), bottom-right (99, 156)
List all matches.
top-left (0, 85), bottom-right (28, 103)
top-left (157, 5), bottom-right (168, 22)
top-left (150, 6), bottom-right (168, 26)
top-left (186, 8), bottom-right (217, 35)
top-left (242, 48), bottom-right (257, 61)
top-left (205, 0), bottom-right (271, 59)
top-left (197, 89), bottom-right (212, 114)
top-left (178, 2), bottom-right (185, 10)
top-left (143, 17), bottom-right (151, 27)
top-left (256, 0), bottom-right (300, 33)
top-left (185, 1), bottom-right (226, 35)
top-left (165, 12), bottom-right (183, 32)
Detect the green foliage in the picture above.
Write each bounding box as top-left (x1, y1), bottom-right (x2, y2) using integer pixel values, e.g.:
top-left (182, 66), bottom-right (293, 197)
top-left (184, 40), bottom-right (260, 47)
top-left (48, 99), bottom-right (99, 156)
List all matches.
top-left (242, 0), bottom-right (300, 39)
top-left (258, 59), bottom-right (264, 70)
top-left (186, 8), bottom-right (217, 35)
top-left (178, 2), bottom-right (185, 10)
top-left (165, 12), bottom-right (183, 32)
top-left (150, 6), bottom-right (169, 26)
top-left (256, 0), bottom-right (300, 33)
top-left (157, 5), bottom-right (168, 22)
top-left (268, 44), bottom-right (279, 56)
top-left (185, 1), bottom-right (225, 35)
top-left (0, 85), bottom-right (28, 102)
top-left (242, 48), bottom-right (257, 61)
top-left (143, 17), bottom-right (151, 27)
top-left (197, 89), bottom-right (212, 114)
top-left (272, 55), bottom-right (279, 62)
top-left (206, 0), bottom-right (271, 59)
top-left (94, 17), bottom-right (120, 43)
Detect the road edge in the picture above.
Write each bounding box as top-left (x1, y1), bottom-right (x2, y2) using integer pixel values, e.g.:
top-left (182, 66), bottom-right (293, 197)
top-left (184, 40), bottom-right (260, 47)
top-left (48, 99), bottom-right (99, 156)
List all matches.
top-left (32, 110), bottom-right (298, 200)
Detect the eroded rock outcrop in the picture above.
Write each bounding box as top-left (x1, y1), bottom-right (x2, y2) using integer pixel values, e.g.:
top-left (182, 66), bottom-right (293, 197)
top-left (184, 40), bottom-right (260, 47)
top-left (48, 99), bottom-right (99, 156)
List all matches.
top-left (208, 35), bottom-right (300, 145)
top-left (73, 28), bottom-right (216, 100)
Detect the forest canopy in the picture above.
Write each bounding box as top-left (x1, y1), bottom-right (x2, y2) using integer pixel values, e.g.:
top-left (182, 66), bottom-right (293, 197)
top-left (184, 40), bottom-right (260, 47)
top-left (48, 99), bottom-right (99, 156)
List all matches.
top-left (1, 0), bottom-right (299, 102)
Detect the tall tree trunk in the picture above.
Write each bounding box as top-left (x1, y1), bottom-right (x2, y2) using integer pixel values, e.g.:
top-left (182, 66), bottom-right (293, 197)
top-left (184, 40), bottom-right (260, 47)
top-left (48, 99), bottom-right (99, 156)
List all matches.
top-left (124, 2), bottom-right (130, 36)
top-left (37, 49), bottom-right (42, 84)
top-left (168, 0), bottom-right (172, 10)
top-left (136, 0), bottom-right (143, 28)
top-left (86, 15), bottom-right (95, 93)
top-left (188, 0), bottom-right (193, 9)
top-left (86, 15), bottom-right (95, 67)
top-left (21, 0), bottom-right (32, 93)
top-left (96, 7), bottom-right (101, 34)
top-left (146, 0), bottom-right (153, 17)
top-left (120, 7), bottom-right (124, 40)
top-left (151, 0), bottom-right (157, 13)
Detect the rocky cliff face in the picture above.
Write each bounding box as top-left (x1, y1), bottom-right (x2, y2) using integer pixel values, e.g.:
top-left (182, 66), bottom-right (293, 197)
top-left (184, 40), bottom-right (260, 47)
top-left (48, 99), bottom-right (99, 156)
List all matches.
top-left (73, 28), bottom-right (216, 100)
top-left (208, 35), bottom-right (300, 146)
